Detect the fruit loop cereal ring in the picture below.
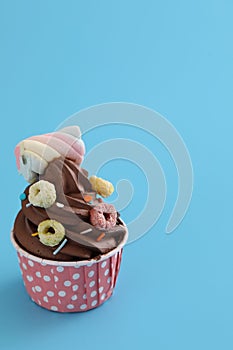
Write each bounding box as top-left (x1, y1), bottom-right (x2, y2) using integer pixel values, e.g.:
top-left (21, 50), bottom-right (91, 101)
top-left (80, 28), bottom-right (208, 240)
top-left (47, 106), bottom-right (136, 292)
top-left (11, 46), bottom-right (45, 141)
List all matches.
top-left (28, 180), bottom-right (56, 208)
top-left (89, 175), bottom-right (114, 198)
top-left (90, 203), bottom-right (117, 229)
top-left (37, 219), bottom-right (65, 247)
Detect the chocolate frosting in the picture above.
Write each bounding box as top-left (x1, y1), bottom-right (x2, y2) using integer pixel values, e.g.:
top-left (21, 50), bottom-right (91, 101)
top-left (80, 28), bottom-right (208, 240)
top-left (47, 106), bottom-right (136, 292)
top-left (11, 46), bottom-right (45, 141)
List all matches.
top-left (13, 158), bottom-right (127, 261)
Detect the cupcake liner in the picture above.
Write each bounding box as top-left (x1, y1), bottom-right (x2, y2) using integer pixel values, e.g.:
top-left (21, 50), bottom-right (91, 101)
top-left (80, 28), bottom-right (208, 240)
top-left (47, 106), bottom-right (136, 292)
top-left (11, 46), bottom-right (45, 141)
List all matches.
top-left (11, 230), bottom-right (127, 312)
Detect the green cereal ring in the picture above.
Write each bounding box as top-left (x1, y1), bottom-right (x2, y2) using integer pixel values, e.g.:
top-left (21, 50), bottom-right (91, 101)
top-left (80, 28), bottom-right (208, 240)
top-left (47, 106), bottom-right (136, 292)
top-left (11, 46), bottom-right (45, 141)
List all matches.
top-left (38, 219), bottom-right (65, 247)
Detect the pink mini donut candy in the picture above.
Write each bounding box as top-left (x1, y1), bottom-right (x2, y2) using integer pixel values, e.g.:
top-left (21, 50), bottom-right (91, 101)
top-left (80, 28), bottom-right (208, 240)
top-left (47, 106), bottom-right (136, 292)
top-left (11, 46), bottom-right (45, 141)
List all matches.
top-left (90, 203), bottom-right (117, 229)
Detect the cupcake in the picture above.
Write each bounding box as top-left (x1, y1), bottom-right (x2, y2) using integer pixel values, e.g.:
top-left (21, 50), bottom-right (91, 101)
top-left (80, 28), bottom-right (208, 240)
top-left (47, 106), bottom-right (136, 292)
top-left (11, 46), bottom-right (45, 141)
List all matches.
top-left (11, 126), bottom-right (128, 312)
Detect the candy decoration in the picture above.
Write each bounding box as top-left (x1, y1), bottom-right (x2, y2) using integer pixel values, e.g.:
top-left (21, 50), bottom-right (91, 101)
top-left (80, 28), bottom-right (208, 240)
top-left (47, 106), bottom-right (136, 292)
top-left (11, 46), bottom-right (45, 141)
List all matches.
top-left (90, 203), bottom-right (117, 229)
top-left (19, 193), bottom-right (26, 200)
top-left (89, 176), bottom-right (114, 198)
top-left (37, 219), bottom-right (65, 247)
top-left (28, 180), bottom-right (56, 208)
top-left (80, 228), bottom-right (92, 235)
top-left (83, 195), bottom-right (93, 203)
top-left (96, 232), bottom-right (105, 242)
top-left (56, 202), bottom-right (64, 208)
top-left (53, 238), bottom-right (68, 255)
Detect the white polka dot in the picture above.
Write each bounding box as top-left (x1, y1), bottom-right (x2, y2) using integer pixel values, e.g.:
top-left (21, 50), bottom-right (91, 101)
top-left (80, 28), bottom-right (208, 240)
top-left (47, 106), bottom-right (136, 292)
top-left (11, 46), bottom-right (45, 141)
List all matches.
top-left (32, 287), bottom-right (36, 293)
top-left (35, 286), bottom-right (42, 292)
top-left (80, 304), bottom-right (87, 310)
top-left (104, 269), bottom-right (109, 276)
top-left (101, 293), bottom-right (106, 301)
top-left (47, 291), bottom-right (54, 297)
top-left (41, 261), bottom-right (47, 266)
top-left (58, 291), bottom-right (66, 297)
top-left (58, 299), bottom-right (61, 304)
top-left (89, 281), bottom-right (95, 288)
top-left (74, 265), bottom-right (80, 269)
top-left (19, 252), bottom-right (23, 257)
top-left (36, 271), bottom-right (41, 278)
top-left (54, 276), bottom-right (59, 282)
top-left (43, 296), bottom-right (49, 303)
top-left (71, 295), bottom-right (78, 301)
top-left (22, 263), bottom-right (27, 270)
top-left (26, 275), bottom-right (33, 282)
top-left (88, 270), bottom-right (95, 278)
top-left (83, 294), bottom-right (87, 300)
top-left (72, 273), bottom-right (80, 280)
top-left (98, 278), bottom-right (101, 283)
top-left (67, 304), bottom-right (74, 309)
top-left (43, 275), bottom-right (51, 282)
top-left (99, 286), bottom-right (104, 293)
top-left (28, 260), bottom-right (34, 267)
top-left (101, 261), bottom-right (107, 268)
top-left (51, 306), bottom-right (58, 311)
top-left (56, 266), bottom-right (64, 272)
top-left (64, 280), bottom-right (71, 287)
top-left (107, 277), bottom-right (111, 284)
top-left (91, 300), bottom-right (98, 307)
top-left (91, 290), bottom-right (97, 298)
top-left (50, 268), bottom-right (54, 273)
top-left (37, 300), bottom-right (42, 305)
top-left (72, 285), bottom-right (79, 292)
top-left (87, 262), bottom-right (93, 267)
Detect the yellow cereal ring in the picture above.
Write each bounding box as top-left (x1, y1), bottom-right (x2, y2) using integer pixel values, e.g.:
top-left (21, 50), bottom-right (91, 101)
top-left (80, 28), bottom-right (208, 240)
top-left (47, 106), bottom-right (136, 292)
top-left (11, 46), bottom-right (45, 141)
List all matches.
top-left (89, 175), bottom-right (114, 198)
top-left (37, 219), bottom-right (65, 247)
top-left (28, 180), bottom-right (56, 208)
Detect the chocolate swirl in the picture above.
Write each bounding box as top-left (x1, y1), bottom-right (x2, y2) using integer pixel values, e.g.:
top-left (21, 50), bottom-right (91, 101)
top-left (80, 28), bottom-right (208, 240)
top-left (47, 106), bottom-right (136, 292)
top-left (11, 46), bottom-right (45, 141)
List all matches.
top-left (13, 158), bottom-right (127, 261)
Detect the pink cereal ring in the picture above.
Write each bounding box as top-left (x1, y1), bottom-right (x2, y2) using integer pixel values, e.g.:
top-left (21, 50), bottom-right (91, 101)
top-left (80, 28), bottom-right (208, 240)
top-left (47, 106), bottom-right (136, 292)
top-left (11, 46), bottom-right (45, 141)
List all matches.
top-left (90, 203), bottom-right (117, 229)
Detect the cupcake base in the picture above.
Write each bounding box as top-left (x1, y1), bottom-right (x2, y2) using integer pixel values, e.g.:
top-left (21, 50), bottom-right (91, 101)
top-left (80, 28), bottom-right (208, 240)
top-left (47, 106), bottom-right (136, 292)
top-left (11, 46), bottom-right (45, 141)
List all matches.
top-left (11, 231), bottom-right (127, 312)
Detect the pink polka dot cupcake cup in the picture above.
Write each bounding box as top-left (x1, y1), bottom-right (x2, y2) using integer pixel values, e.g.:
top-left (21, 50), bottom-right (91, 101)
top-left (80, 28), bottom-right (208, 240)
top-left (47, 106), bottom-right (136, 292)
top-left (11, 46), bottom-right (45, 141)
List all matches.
top-left (11, 229), bottom-right (128, 312)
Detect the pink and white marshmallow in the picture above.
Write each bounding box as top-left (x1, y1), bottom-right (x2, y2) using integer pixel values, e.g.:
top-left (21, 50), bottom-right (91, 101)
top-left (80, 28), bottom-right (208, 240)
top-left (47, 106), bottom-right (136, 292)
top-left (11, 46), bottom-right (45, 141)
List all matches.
top-left (15, 126), bottom-right (85, 183)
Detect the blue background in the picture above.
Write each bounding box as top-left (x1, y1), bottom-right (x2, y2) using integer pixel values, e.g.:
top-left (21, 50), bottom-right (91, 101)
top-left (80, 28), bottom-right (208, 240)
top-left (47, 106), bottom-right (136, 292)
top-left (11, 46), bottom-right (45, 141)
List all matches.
top-left (0, 1), bottom-right (233, 349)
